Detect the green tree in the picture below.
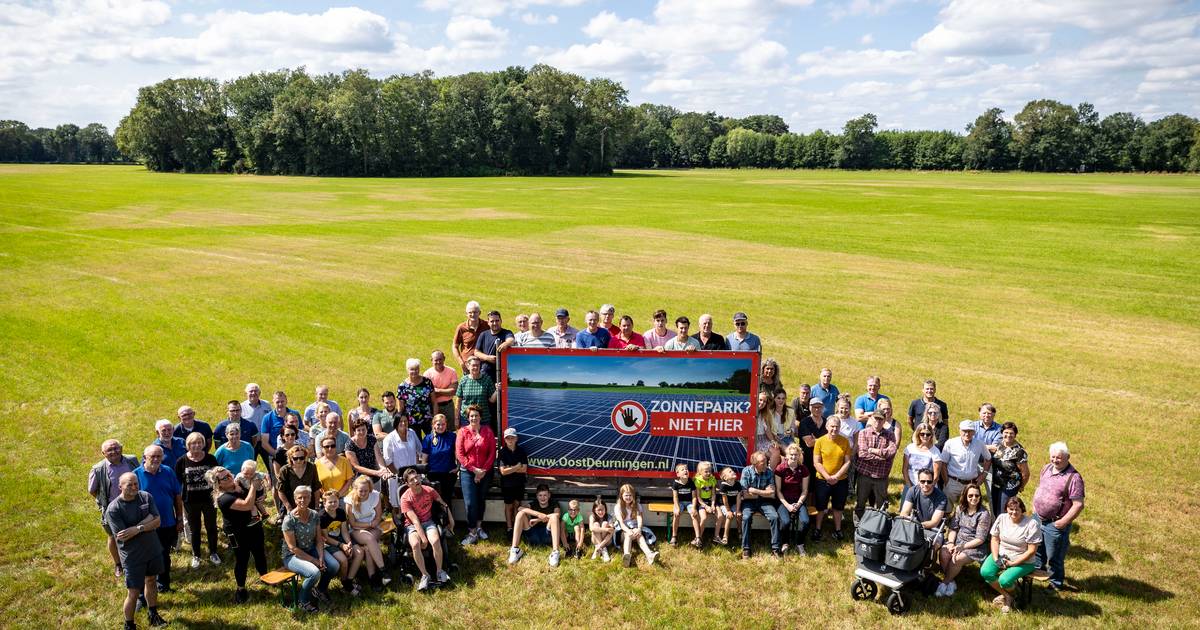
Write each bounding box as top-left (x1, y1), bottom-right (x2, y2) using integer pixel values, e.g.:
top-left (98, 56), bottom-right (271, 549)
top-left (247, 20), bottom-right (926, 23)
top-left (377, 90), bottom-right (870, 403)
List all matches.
top-left (913, 131), bottom-right (964, 170)
top-left (331, 69), bottom-right (381, 176)
top-left (836, 113), bottom-right (878, 169)
top-left (963, 108), bottom-right (1013, 170)
top-left (707, 133), bottom-right (727, 166)
top-left (77, 123), bottom-right (118, 162)
top-left (378, 71), bottom-right (436, 175)
top-left (1012, 99), bottom-right (1081, 172)
top-left (1095, 112), bottom-right (1145, 172)
top-left (734, 114), bottom-right (789, 135)
top-left (225, 69), bottom-right (296, 173)
top-left (115, 77), bottom-right (232, 171)
top-left (671, 112), bottom-right (722, 167)
top-left (1137, 113), bottom-right (1198, 172)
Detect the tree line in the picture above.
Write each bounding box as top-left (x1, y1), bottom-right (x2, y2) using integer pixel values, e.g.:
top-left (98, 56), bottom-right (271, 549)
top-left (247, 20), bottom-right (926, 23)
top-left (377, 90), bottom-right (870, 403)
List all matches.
top-left (3, 65), bottom-right (1198, 174)
top-left (0, 121), bottom-right (122, 163)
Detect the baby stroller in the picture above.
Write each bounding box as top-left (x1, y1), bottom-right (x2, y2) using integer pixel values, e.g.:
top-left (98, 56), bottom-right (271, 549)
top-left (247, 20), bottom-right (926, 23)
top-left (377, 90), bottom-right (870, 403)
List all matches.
top-left (850, 508), bottom-right (929, 615)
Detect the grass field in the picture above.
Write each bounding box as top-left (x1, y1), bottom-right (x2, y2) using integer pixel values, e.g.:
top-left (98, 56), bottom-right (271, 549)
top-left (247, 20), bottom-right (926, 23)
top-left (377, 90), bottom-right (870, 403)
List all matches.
top-left (1, 165), bottom-right (1198, 628)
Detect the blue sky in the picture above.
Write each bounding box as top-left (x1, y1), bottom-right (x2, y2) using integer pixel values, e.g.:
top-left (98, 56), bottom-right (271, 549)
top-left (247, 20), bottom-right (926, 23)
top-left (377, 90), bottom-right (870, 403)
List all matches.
top-left (2, 0), bottom-right (1197, 133)
top-left (507, 354), bottom-right (751, 387)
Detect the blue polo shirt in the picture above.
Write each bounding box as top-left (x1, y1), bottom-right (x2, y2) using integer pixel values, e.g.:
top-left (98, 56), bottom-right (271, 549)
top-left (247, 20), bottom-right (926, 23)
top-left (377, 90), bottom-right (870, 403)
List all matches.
top-left (574, 328), bottom-right (611, 349)
top-left (811, 384), bottom-right (840, 415)
top-left (422, 431), bottom-right (458, 474)
top-left (134, 465), bottom-right (181, 527)
top-left (214, 418), bottom-right (259, 449)
top-left (153, 436), bottom-right (188, 471)
top-left (725, 332), bottom-right (762, 352)
top-left (261, 407), bottom-right (302, 449)
top-left (854, 393), bottom-right (890, 415)
top-left (971, 420), bottom-right (1003, 447)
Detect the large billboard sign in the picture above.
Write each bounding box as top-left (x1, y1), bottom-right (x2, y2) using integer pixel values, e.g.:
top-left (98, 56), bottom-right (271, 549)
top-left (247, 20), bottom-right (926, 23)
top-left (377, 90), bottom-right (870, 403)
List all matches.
top-left (499, 348), bottom-right (760, 478)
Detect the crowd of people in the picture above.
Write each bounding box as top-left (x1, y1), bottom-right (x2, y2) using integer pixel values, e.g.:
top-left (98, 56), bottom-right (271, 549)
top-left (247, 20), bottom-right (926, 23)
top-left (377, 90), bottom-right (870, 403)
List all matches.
top-left (88, 304), bottom-right (1084, 628)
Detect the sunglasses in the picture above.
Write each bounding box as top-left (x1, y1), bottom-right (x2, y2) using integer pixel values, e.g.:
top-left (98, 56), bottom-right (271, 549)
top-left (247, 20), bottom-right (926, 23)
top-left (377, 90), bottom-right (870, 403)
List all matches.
top-left (291, 456), bottom-right (305, 461)
top-left (919, 432), bottom-right (932, 437)
top-left (918, 480), bottom-right (933, 485)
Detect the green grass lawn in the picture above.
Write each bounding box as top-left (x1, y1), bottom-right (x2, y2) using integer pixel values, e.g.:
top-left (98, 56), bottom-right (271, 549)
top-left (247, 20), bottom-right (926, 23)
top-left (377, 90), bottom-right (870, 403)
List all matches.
top-left (1, 165), bottom-right (1197, 628)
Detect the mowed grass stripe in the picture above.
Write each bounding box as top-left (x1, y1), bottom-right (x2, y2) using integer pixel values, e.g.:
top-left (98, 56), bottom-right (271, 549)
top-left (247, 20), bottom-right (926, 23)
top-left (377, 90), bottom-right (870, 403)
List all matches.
top-left (0, 165), bottom-right (1197, 627)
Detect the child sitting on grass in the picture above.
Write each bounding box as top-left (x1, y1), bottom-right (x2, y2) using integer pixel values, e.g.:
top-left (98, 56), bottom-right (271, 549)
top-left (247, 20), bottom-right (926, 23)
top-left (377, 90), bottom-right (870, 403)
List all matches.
top-left (589, 496), bottom-right (615, 562)
top-left (508, 483), bottom-right (563, 567)
top-left (561, 499), bottom-right (586, 559)
top-left (615, 484), bottom-right (658, 567)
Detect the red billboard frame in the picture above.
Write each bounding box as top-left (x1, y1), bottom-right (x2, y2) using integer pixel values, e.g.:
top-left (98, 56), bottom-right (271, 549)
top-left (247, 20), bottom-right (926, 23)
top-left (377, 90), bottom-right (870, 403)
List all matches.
top-left (499, 347), bottom-right (761, 478)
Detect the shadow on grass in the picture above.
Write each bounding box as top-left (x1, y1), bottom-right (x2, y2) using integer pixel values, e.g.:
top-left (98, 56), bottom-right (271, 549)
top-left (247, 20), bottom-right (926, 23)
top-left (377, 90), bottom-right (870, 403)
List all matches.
top-left (172, 622), bottom-right (259, 630)
top-left (1071, 545), bottom-right (1114, 563)
top-left (1073, 575), bottom-right (1173, 603)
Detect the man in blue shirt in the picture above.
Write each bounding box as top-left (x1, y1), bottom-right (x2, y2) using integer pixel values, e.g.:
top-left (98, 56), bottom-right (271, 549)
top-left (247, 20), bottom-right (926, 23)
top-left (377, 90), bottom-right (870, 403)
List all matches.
top-left (214, 400), bottom-right (259, 449)
top-left (303, 385), bottom-right (342, 427)
top-left (151, 420), bottom-right (186, 471)
top-left (259, 391), bottom-right (300, 483)
top-left (971, 403), bottom-right (1003, 455)
top-left (134, 445), bottom-right (182, 594)
top-left (853, 375), bottom-right (889, 424)
top-left (474, 310), bottom-right (515, 380)
top-left (573, 310), bottom-right (612, 349)
top-left (811, 368), bottom-right (840, 415)
top-left (739, 451), bottom-right (782, 558)
top-left (725, 311), bottom-right (762, 351)
top-left (173, 406), bottom-right (212, 452)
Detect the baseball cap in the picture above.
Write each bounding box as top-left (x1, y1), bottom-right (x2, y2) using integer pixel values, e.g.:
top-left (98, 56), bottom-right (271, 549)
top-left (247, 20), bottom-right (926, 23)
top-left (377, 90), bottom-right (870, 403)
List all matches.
top-left (555, 308), bottom-right (569, 318)
top-left (503, 428), bottom-right (518, 438)
top-left (808, 399), bottom-right (824, 406)
top-left (959, 420), bottom-right (975, 431)
top-left (732, 311), bottom-right (748, 322)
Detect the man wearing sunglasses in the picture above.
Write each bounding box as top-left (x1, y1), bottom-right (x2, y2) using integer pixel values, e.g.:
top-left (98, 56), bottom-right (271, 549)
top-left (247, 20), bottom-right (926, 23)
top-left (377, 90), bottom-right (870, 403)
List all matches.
top-left (901, 468), bottom-right (947, 551)
top-left (725, 311), bottom-right (761, 352)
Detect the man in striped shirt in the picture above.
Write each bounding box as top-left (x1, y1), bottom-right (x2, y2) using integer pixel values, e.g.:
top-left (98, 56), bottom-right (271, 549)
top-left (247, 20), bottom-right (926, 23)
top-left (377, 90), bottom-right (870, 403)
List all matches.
top-left (515, 313), bottom-right (556, 348)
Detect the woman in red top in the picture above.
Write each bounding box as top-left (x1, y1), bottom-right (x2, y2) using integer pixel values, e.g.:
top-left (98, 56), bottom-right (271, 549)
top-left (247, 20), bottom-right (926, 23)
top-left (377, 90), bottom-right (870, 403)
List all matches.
top-left (774, 443), bottom-right (811, 555)
top-left (455, 405), bottom-right (496, 545)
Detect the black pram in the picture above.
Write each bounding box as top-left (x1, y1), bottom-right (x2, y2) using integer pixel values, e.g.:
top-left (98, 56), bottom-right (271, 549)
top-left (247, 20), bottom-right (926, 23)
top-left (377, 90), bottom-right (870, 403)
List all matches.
top-left (850, 508), bottom-right (930, 615)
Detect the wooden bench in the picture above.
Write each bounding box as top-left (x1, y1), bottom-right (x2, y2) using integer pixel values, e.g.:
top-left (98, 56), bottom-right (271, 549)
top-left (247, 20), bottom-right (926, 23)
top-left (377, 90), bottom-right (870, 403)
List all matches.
top-left (647, 502), bottom-right (675, 533)
top-left (260, 569), bottom-right (299, 608)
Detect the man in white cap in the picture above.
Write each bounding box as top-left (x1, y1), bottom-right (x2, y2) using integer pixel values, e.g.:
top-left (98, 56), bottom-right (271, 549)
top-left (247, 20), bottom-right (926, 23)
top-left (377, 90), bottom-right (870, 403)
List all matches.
top-left (725, 311), bottom-right (761, 351)
top-left (939, 420), bottom-right (992, 505)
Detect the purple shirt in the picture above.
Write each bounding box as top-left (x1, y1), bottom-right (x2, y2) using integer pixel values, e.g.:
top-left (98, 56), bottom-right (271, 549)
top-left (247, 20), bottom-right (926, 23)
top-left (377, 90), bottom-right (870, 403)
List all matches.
top-left (1032, 463), bottom-right (1084, 521)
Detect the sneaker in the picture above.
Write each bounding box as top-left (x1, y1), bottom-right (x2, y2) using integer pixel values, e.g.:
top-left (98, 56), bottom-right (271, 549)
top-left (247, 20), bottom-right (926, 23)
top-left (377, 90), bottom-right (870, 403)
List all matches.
top-left (591, 548), bottom-right (600, 560)
top-left (832, 529), bottom-right (844, 541)
top-left (312, 588), bottom-right (331, 605)
top-left (124, 620), bottom-right (136, 630)
top-left (742, 549), bottom-right (751, 559)
top-left (548, 550), bottom-right (561, 567)
top-left (417, 575), bottom-right (431, 591)
top-left (947, 581), bottom-right (957, 595)
top-left (147, 611), bottom-right (168, 627)
top-left (208, 553), bottom-right (222, 565)
top-left (811, 529), bottom-right (823, 542)
top-left (647, 551), bottom-right (658, 566)
top-left (436, 569), bottom-right (451, 584)
top-left (796, 544), bottom-right (807, 557)
top-left (623, 553), bottom-right (634, 568)
top-left (350, 584), bottom-right (363, 597)
top-left (507, 547), bottom-right (524, 565)
top-left (477, 529), bottom-right (489, 541)
top-left (935, 583), bottom-right (948, 597)
top-left (601, 548), bottom-right (611, 562)
top-left (300, 601), bottom-right (319, 614)
top-left (380, 576), bottom-right (392, 587)
top-left (781, 544), bottom-right (790, 554)
top-left (190, 556), bottom-right (201, 569)
top-left (234, 588), bottom-right (249, 604)
top-left (463, 531), bottom-right (479, 546)
top-left (574, 547), bottom-right (584, 560)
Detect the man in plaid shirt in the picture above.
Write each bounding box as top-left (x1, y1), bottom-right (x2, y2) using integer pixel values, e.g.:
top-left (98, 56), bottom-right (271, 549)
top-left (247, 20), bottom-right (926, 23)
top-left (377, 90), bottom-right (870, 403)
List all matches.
top-left (854, 411), bottom-right (897, 522)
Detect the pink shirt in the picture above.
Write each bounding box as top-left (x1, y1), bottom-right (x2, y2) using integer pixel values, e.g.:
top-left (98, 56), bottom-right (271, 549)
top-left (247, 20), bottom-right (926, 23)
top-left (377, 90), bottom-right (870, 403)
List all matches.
top-left (1032, 463), bottom-right (1084, 521)
top-left (455, 424), bottom-right (496, 472)
top-left (400, 485), bottom-right (442, 523)
top-left (423, 366), bottom-right (458, 404)
top-left (642, 328), bottom-right (673, 349)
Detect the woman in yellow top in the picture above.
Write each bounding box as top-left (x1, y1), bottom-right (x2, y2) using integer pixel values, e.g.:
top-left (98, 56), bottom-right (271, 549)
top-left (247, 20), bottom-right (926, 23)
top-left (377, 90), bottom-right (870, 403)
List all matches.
top-left (316, 436), bottom-right (354, 497)
top-left (811, 416), bottom-right (852, 542)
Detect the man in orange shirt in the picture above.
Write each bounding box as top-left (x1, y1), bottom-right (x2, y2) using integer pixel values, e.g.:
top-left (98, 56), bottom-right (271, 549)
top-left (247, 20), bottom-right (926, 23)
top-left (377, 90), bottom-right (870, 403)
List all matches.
top-left (451, 301), bottom-right (485, 371)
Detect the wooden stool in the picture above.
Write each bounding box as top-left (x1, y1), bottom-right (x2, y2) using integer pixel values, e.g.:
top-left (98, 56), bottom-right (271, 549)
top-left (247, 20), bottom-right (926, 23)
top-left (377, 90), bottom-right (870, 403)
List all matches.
top-left (260, 569), bottom-right (299, 608)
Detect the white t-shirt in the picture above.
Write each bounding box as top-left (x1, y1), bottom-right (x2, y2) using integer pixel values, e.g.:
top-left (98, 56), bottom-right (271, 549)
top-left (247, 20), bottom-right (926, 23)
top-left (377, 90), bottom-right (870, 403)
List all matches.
top-left (349, 490), bottom-right (380, 524)
top-left (939, 437), bottom-right (991, 480)
top-left (990, 514), bottom-right (1043, 560)
top-left (903, 444), bottom-right (941, 486)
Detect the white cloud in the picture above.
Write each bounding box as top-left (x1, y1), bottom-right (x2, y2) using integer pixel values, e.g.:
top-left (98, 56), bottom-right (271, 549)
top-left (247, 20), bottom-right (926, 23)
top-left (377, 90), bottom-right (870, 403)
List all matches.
top-left (445, 16), bottom-right (508, 46)
top-left (535, 40), bottom-right (657, 76)
top-left (736, 40), bottom-right (788, 72)
top-left (860, 33), bottom-right (874, 46)
top-left (830, 0), bottom-right (912, 20)
top-left (521, 13), bottom-right (559, 25)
